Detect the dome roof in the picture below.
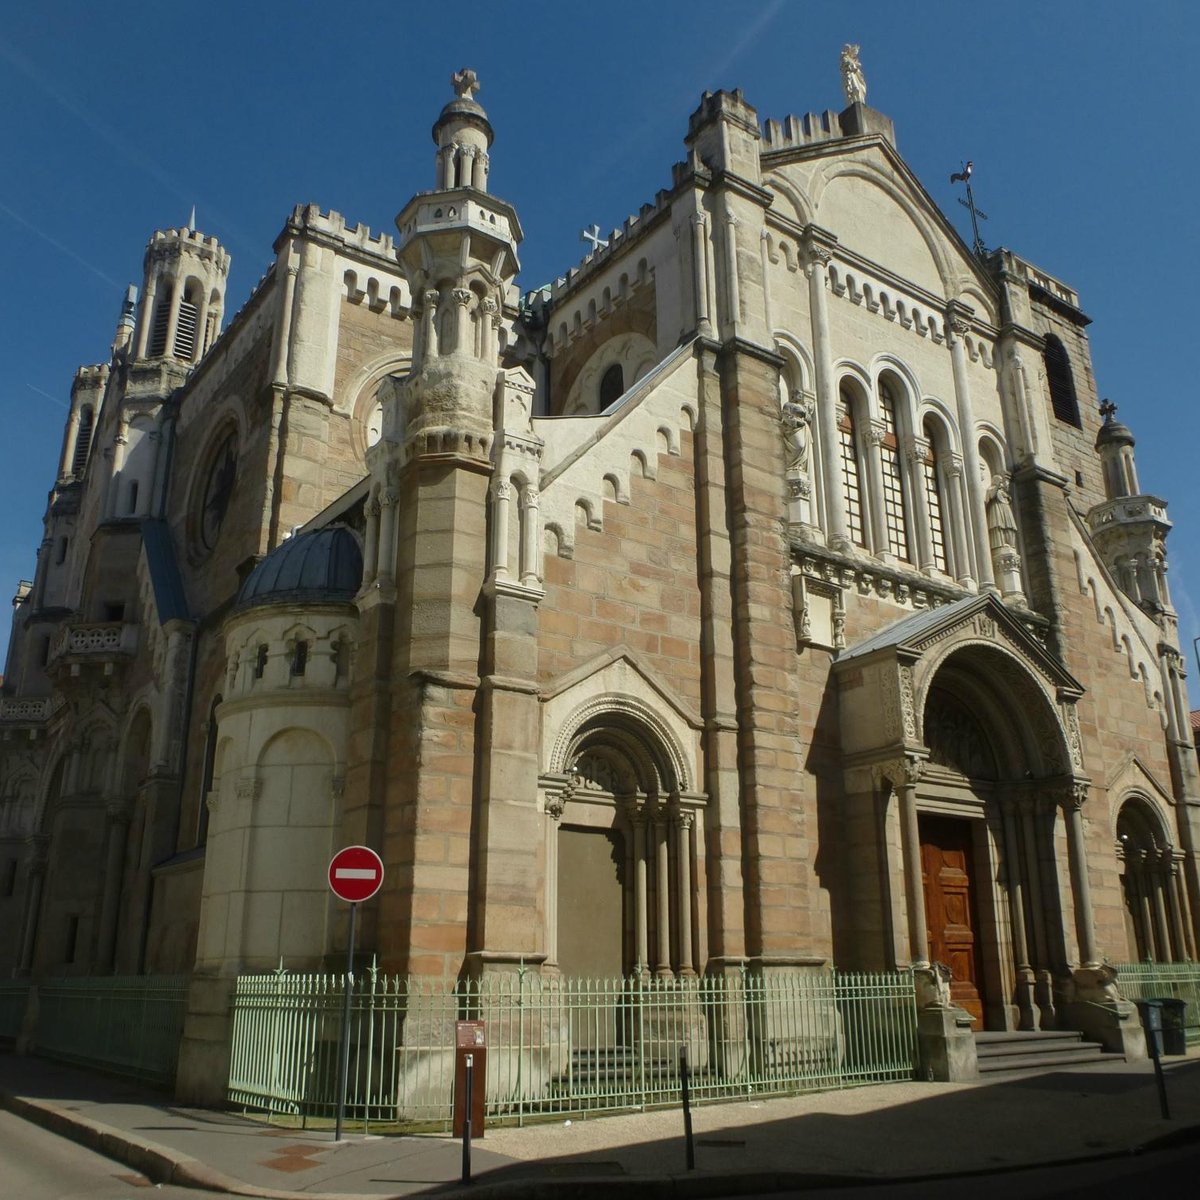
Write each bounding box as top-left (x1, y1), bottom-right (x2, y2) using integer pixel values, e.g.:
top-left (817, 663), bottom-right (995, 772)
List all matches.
top-left (237, 526), bottom-right (362, 609)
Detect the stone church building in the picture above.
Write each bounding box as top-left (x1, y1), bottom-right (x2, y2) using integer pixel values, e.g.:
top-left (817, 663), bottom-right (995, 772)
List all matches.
top-left (2, 59), bottom-right (1197, 1098)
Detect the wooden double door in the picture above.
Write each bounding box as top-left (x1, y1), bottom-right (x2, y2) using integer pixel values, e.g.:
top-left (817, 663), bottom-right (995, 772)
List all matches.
top-left (919, 815), bottom-right (986, 1029)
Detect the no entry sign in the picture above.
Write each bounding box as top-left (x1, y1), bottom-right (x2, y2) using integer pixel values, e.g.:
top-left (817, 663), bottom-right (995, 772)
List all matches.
top-left (328, 845), bottom-right (384, 904)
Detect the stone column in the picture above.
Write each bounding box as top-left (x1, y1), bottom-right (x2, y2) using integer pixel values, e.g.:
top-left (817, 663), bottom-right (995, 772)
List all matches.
top-left (1170, 856), bottom-right (1196, 959)
top-left (942, 456), bottom-right (974, 587)
top-left (480, 298), bottom-right (499, 364)
top-left (361, 497), bottom-right (380, 585)
top-left (720, 209), bottom-right (739, 336)
top-left (58, 407), bottom-right (81, 480)
top-left (1062, 781), bottom-right (1100, 967)
top-left (675, 805), bottom-right (695, 976)
top-left (107, 418), bottom-right (130, 519)
top-left (904, 436), bottom-right (935, 571)
top-left (135, 275), bottom-right (157, 358)
top-left (630, 803), bottom-right (649, 978)
top-left (519, 487), bottom-right (541, 587)
top-left (863, 420), bottom-right (889, 559)
top-left (544, 791), bottom-right (565, 965)
top-left (1018, 794), bottom-right (1053, 1021)
top-left (654, 805), bottom-right (672, 976)
top-left (803, 229), bottom-right (850, 550)
top-left (95, 802), bottom-right (130, 971)
top-left (270, 261), bottom-right (298, 389)
top-left (376, 487), bottom-right (399, 583)
top-left (450, 288), bottom-right (472, 357)
top-left (490, 479), bottom-right (512, 582)
top-left (1163, 849), bottom-right (1186, 961)
top-left (17, 836), bottom-right (49, 974)
top-left (420, 289), bottom-right (440, 363)
top-left (945, 304), bottom-right (994, 591)
top-left (1001, 801), bottom-right (1035, 1027)
top-left (194, 291), bottom-right (210, 361)
top-left (896, 760), bottom-right (929, 968)
top-left (690, 212), bottom-right (712, 336)
top-left (460, 145), bottom-right (477, 190)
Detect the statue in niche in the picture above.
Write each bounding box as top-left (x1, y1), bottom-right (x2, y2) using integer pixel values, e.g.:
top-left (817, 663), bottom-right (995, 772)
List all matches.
top-left (780, 393), bottom-right (813, 474)
top-left (841, 44), bottom-right (867, 106)
top-left (985, 474), bottom-right (1018, 552)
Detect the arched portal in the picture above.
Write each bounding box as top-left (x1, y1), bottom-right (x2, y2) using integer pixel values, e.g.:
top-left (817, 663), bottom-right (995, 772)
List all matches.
top-left (913, 644), bottom-right (1075, 1033)
top-left (835, 595), bottom-right (1089, 1036)
top-left (545, 709), bottom-right (701, 983)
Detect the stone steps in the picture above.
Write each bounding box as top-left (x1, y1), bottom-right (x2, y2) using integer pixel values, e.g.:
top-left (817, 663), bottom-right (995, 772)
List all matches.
top-left (975, 1029), bottom-right (1117, 1075)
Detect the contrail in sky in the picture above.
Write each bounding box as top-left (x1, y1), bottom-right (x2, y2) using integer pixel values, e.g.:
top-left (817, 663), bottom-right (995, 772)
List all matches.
top-left (0, 200), bottom-right (122, 290)
top-left (0, 35), bottom-right (259, 258)
top-left (26, 384), bottom-right (69, 411)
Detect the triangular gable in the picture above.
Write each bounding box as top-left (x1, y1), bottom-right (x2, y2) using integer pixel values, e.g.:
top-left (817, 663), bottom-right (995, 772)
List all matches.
top-left (835, 592), bottom-right (1082, 697)
top-left (1105, 752), bottom-right (1175, 810)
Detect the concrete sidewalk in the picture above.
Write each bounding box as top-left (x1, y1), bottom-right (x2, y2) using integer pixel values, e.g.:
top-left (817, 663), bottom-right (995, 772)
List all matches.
top-left (2, 1050), bottom-right (1200, 1198)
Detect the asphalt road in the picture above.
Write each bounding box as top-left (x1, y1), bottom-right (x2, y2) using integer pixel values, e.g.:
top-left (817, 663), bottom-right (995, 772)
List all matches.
top-left (0, 1109), bottom-right (226, 1200)
top-left (732, 1138), bottom-right (1200, 1199)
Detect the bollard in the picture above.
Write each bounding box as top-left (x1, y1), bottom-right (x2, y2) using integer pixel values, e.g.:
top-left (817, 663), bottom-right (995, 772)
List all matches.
top-left (1138, 999), bottom-right (1171, 1120)
top-left (462, 1053), bottom-right (474, 1184)
top-left (679, 1044), bottom-right (695, 1171)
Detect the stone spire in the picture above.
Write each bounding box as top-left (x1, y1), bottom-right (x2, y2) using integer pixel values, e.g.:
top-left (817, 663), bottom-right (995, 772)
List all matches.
top-left (111, 283), bottom-right (138, 355)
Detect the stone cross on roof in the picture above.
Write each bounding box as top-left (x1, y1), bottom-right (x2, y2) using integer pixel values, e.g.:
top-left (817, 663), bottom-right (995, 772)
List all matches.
top-left (452, 68), bottom-right (480, 100)
top-left (581, 224), bottom-right (609, 252)
top-left (1099, 399), bottom-right (1118, 422)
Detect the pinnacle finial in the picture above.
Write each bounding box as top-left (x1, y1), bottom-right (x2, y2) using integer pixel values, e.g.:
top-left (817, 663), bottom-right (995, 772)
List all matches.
top-left (1099, 398), bottom-right (1118, 423)
top-left (186, 205), bottom-right (196, 232)
top-left (452, 67), bottom-right (480, 100)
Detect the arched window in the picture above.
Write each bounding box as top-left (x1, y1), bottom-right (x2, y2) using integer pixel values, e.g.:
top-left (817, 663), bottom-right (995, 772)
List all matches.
top-left (1043, 334), bottom-right (1081, 427)
top-left (174, 280), bottom-right (202, 360)
top-left (599, 363), bottom-right (624, 409)
top-left (148, 285), bottom-right (172, 357)
top-left (838, 387), bottom-right (866, 548)
top-left (71, 406), bottom-right (94, 476)
top-left (878, 382), bottom-right (910, 561)
top-left (922, 417), bottom-right (948, 574)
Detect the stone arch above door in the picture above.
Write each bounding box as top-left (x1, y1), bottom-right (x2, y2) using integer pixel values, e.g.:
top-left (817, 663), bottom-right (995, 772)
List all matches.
top-left (834, 593), bottom-right (1083, 780)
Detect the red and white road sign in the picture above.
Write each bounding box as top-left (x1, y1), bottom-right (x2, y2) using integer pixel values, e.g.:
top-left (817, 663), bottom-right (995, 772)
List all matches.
top-left (328, 845), bottom-right (384, 904)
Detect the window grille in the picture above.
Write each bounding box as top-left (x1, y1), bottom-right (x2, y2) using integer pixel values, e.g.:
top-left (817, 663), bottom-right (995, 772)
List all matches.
top-left (879, 386), bottom-right (909, 561)
top-left (838, 405), bottom-right (865, 547)
top-left (923, 447), bottom-right (948, 573)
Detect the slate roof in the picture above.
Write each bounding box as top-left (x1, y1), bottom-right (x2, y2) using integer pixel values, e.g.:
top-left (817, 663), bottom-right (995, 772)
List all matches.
top-left (237, 526), bottom-right (362, 609)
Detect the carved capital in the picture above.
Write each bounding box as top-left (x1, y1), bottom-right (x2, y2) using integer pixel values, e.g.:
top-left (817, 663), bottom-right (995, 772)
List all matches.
top-left (450, 287), bottom-right (473, 308)
top-left (864, 420), bottom-right (886, 448)
top-left (903, 435), bottom-right (930, 466)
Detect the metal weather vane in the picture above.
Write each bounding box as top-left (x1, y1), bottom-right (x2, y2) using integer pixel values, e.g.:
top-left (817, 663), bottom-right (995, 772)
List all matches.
top-left (950, 160), bottom-right (988, 258)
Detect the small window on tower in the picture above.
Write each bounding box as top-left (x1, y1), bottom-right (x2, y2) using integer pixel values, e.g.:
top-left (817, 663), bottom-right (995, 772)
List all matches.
top-left (55, 537), bottom-right (68, 565)
top-left (72, 407), bottom-right (94, 476)
top-left (254, 644), bottom-right (269, 679)
top-left (291, 640), bottom-right (308, 677)
top-left (148, 286), bottom-right (173, 357)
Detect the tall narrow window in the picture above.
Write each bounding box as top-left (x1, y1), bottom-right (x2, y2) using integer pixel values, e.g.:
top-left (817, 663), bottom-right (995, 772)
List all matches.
top-left (148, 287), bottom-right (172, 357)
top-left (1043, 334), bottom-right (1081, 427)
top-left (879, 383), bottom-right (910, 561)
top-left (71, 407), bottom-right (94, 476)
top-left (838, 392), bottom-right (866, 548)
top-left (174, 281), bottom-right (201, 360)
top-left (922, 421), bottom-right (948, 573)
top-left (197, 695), bottom-right (220, 847)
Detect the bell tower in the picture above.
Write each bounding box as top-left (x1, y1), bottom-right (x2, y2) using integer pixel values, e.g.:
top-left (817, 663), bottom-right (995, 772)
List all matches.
top-left (133, 215), bottom-right (230, 365)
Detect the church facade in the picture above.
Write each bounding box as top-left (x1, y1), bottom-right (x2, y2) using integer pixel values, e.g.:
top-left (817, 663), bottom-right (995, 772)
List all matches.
top-left (3, 59), bottom-right (1197, 1099)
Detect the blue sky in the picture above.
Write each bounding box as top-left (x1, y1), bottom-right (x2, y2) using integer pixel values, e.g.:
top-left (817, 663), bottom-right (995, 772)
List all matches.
top-left (2, 2), bottom-right (1198, 675)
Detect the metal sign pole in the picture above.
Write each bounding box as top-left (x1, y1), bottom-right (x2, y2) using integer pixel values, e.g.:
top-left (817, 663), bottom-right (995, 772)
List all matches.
top-left (335, 900), bottom-right (358, 1142)
top-left (462, 1053), bottom-right (474, 1184)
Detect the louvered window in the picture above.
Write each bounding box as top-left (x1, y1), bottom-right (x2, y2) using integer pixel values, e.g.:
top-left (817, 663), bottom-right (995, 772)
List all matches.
top-left (174, 301), bottom-right (199, 360)
top-left (838, 402), bottom-right (865, 548)
top-left (1044, 334), bottom-right (1081, 427)
top-left (71, 407), bottom-right (94, 476)
top-left (148, 292), bottom-right (171, 357)
top-left (879, 386), bottom-right (909, 561)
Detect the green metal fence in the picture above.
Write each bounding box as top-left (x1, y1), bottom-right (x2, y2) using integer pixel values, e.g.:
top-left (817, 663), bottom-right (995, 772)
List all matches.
top-left (0, 981), bottom-right (31, 1041)
top-left (1114, 961), bottom-right (1200, 1045)
top-left (228, 966), bottom-right (918, 1129)
top-left (34, 976), bottom-right (189, 1086)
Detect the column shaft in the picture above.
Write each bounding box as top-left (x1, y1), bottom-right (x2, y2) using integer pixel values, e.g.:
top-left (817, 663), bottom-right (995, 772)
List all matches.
top-left (898, 780), bottom-right (929, 967)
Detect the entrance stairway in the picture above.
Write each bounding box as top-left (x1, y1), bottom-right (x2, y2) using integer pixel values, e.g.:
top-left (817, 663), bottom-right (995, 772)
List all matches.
top-left (974, 1029), bottom-right (1116, 1076)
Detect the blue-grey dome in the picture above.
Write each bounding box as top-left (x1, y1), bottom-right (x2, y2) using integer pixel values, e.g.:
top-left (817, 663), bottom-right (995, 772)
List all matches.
top-left (237, 526), bottom-right (362, 609)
